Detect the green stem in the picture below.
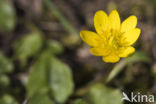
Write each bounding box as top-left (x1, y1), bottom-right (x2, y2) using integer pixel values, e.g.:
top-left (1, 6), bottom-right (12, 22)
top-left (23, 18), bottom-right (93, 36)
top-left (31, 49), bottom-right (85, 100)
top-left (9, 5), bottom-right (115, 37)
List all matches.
top-left (106, 60), bottom-right (127, 83)
top-left (43, 0), bottom-right (78, 36)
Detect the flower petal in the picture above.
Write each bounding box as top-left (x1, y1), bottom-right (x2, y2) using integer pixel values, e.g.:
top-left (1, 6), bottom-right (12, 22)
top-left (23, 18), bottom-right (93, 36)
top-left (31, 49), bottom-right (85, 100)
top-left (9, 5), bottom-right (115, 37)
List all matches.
top-left (120, 28), bottom-right (141, 46)
top-left (121, 16), bottom-right (137, 33)
top-left (109, 10), bottom-right (120, 31)
top-left (94, 10), bottom-right (109, 34)
top-left (119, 47), bottom-right (135, 57)
top-left (80, 30), bottom-right (101, 47)
top-left (102, 54), bottom-right (120, 63)
top-left (90, 48), bottom-right (110, 56)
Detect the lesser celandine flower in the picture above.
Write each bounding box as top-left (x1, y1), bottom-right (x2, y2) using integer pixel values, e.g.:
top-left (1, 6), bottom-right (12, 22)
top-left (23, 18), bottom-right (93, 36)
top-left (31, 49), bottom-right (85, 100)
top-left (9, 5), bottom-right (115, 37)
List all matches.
top-left (80, 10), bottom-right (141, 63)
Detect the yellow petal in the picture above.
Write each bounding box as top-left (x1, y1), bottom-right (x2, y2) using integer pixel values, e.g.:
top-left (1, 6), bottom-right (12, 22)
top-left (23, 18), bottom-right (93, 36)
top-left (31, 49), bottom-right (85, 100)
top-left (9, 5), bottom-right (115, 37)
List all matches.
top-left (119, 47), bottom-right (135, 57)
top-left (120, 28), bottom-right (141, 46)
top-left (94, 10), bottom-right (109, 34)
top-left (90, 48), bottom-right (110, 56)
top-left (109, 10), bottom-right (120, 31)
top-left (121, 16), bottom-right (137, 33)
top-left (102, 54), bottom-right (120, 63)
top-left (80, 30), bottom-right (101, 47)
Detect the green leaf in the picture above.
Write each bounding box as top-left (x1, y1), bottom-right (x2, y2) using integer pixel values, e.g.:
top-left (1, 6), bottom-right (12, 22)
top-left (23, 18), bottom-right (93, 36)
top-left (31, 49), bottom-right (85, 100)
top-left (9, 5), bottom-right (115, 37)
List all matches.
top-left (46, 40), bottom-right (63, 55)
top-left (0, 52), bottom-right (13, 75)
top-left (49, 57), bottom-right (74, 103)
top-left (0, 0), bottom-right (16, 32)
top-left (27, 52), bottom-right (50, 97)
top-left (72, 99), bottom-right (88, 104)
top-left (27, 51), bottom-right (74, 103)
top-left (126, 51), bottom-right (150, 63)
top-left (0, 94), bottom-right (18, 104)
top-left (29, 93), bottom-right (55, 104)
top-left (0, 75), bottom-right (10, 87)
top-left (13, 31), bottom-right (43, 61)
top-left (87, 83), bottom-right (123, 104)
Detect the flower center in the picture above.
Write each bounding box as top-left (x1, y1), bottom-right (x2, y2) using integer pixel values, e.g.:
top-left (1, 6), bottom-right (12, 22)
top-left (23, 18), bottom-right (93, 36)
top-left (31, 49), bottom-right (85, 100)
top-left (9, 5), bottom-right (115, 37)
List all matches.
top-left (102, 29), bottom-right (123, 51)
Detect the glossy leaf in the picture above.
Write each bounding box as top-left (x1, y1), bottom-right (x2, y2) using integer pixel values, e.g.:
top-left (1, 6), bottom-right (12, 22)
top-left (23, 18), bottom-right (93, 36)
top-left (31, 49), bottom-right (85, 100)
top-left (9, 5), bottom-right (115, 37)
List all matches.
top-left (27, 52), bottom-right (50, 97)
top-left (87, 83), bottom-right (123, 104)
top-left (0, 94), bottom-right (18, 104)
top-left (27, 51), bottom-right (74, 103)
top-left (29, 93), bottom-right (55, 104)
top-left (0, 0), bottom-right (16, 32)
top-left (46, 40), bottom-right (63, 55)
top-left (72, 99), bottom-right (88, 104)
top-left (49, 57), bottom-right (74, 103)
top-left (13, 31), bottom-right (43, 61)
top-left (0, 75), bottom-right (10, 87)
top-left (0, 52), bottom-right (13, 74)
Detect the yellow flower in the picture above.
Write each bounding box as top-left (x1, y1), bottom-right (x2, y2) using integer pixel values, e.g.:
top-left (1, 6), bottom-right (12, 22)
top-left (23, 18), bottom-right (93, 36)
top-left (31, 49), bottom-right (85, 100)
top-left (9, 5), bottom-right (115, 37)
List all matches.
top-left (80, 10), bottom-right (141, 63)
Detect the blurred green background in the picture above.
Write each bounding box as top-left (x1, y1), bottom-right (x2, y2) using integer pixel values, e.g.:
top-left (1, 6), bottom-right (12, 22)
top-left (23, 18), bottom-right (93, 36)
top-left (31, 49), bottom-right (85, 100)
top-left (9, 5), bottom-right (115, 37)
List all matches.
top-left (0, 0), bottom-right (155, 104)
